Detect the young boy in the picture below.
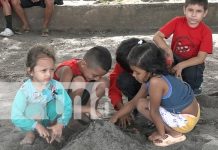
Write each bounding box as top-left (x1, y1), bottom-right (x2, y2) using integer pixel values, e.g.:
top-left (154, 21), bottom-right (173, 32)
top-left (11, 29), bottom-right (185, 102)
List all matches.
top-left (153, 0), bottom-right (213, 94)
top-left (54, 46), bottom-right (112, 119)
top-left (109, 38), bottom-right (146, 127)
top-left (0, 0), bottom-right (14, 36)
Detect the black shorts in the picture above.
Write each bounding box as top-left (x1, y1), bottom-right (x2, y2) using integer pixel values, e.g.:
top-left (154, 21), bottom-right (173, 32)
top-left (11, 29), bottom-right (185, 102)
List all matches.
top-left (20, 0), bottom-right (63, 8)
top-left (20, 0), bottom-right (46, 8)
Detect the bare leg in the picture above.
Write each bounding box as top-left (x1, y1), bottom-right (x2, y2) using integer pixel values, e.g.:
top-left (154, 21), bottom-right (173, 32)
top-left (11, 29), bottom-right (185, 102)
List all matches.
top-left (69, 76), bottom-right (86, 101)
top-left (89, 77), bottom-right (109, 109)
top-left (136, 98), bottom-right (152, 121)
top-left (1, 0), bottom-right (11, 15)
top-left (20, 131), bottom-right (35, 145)
top-left (136, 98), bottom-right (182, 139)
top-left (43, 0), bottom-right (54, 29)
top-left (11, 0), bottom-right (30, 30)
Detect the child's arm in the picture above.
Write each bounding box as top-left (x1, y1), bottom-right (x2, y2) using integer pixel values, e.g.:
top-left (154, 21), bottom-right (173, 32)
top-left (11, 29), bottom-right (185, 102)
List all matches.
top-left (47, 86), bottom-right (72, 143)
top-left (57, 66), bottom-right (74, 90)
top-left (56, 85), bottom-right (73, 126)
top-left (149, 78), bottom-right (166, 137)
top-left (11, 90), bottom-right (39, 131)
top-left (110, 84), bottom-right (147, 123)
top-left (109, 63), bottom-right (124, 110)
top-left (153, 31), bottom-right (174, 65)
top-left (173, 51), bottom-right (207, 77)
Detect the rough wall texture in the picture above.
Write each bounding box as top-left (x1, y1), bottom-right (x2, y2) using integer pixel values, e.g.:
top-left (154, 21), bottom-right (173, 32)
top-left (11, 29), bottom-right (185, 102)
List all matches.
top-left (0, 3), bottom-right (218, 32)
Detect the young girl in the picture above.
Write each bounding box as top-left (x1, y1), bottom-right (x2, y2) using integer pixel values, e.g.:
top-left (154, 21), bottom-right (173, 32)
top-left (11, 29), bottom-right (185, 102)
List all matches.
top-left (110, 42), bottom-right (200, 147)
top-left (11, 45), bottom-right (72, 145)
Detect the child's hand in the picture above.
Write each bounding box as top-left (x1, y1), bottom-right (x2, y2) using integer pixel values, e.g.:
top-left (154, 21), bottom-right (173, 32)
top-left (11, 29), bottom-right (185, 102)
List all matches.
top-left (109, 115), bottom-right (118, 124)
top-left (47, 123), bottom-right (64, 143)
top-left (172, 63), bottom-right (184, 78)
top-left (89, 108), bottom-right (102, 119)
top-left (166, 50), bottom-right (174, 66)
top-left (35, 122), bottom-right (50, 143)
top-left (118, 114), bottom-right (133, 128)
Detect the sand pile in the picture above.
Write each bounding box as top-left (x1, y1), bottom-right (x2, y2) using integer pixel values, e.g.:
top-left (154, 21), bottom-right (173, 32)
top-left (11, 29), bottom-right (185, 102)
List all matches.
top-left (62, 120), bottom-right (145, 150)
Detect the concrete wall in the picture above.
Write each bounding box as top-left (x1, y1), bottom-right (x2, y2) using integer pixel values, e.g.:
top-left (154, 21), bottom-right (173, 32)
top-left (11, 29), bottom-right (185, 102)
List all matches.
top-left (0, 3), bottom-right (218, 33)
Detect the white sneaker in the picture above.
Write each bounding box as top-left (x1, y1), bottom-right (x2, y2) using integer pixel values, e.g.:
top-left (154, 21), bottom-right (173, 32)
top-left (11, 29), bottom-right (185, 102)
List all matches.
top-left (0, 28), bottom-right (14, 37)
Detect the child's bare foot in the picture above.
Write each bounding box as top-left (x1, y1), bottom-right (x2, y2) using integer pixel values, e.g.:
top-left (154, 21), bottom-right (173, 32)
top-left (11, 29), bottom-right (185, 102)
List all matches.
top-left (148, 131), bottom-right (158, 141)
top-left (20, 132), bottom-right (35, 145)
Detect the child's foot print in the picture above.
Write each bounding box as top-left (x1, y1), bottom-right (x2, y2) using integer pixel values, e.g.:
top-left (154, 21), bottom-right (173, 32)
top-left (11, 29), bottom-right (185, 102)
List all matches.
top-left (20, 132), bottom-right (35, 145)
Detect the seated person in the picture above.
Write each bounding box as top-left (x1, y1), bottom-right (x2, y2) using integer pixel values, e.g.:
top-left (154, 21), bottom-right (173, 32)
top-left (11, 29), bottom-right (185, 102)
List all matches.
top-left (11, 45), bottom-right (72, 145)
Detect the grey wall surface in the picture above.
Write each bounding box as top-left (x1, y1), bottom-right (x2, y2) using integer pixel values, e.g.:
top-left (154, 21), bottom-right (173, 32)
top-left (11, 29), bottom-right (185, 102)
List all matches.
top-left (0, 3), bottom-right (218, 33)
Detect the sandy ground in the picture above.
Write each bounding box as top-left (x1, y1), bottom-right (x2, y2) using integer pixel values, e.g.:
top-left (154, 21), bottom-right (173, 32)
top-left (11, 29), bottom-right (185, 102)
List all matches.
top-left (0, 31), bottom-right (218, 150)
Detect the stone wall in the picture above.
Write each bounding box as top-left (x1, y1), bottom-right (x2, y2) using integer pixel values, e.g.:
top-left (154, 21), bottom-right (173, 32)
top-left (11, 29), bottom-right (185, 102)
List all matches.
top-left (0, 3), bottom-right (218, 33)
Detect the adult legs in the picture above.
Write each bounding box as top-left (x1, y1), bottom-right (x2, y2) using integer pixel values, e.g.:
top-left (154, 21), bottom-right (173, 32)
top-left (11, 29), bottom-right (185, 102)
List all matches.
top-left (1, 0), bottom-right (12, 28)
top-left (0, 0), bottom-right (14, 36)
top-left (11, 0), bottom-right (30, 30)
top-left (41, 0), bottom-right (54, 36)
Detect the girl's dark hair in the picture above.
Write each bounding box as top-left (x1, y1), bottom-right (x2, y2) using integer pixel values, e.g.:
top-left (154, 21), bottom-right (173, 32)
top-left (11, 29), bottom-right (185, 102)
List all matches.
top-left (116, 38), bottom-right (146, 72)
top-left (127, 42), bottom-right (169, 75)
top-left (26, 45), bottom-right (56, 71)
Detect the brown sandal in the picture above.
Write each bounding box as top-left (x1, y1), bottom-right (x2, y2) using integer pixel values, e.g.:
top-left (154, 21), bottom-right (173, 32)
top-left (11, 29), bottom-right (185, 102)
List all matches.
top-left (14, 28), bottom-right (30, 35)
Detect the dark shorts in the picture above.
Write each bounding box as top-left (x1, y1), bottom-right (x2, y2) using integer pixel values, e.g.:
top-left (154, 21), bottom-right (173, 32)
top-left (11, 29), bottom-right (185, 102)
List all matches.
top-left (20, 0), bottom-right (63, 8)
top-left (20, 0), bottom-right (46, 8)
top-left (67, 79), bottom-right (95, 106)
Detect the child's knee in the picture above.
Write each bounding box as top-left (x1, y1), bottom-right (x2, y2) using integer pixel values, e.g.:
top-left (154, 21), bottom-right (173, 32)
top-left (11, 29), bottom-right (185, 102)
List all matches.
top-left (136, 98), bottom-right (149, 112)
top-left (71, 76), bottom-right (86, 91)
top-left (72, 76), bottom-right (86, 82)
top-left (11, 0), bottom-right (19, 5)
top-left (97, 77), bottom-right (109, 89)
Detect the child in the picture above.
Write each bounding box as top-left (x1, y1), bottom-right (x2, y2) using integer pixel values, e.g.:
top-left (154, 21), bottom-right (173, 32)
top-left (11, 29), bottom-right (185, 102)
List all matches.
top-left (110, 42), bottom-right (200, 147)
top-left (153, 0), bottom-right (213, 94)
top-left (11, 45), bottom-right (72, 145)
top-left (54, 46), bottom-right (112, 119)
top-left (0, 0), bottom-right (14, 36)
top-left (109, 38), bottom-right (146, 127)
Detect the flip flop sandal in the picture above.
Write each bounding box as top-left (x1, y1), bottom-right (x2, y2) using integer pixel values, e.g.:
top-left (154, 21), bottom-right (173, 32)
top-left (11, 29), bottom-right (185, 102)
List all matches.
top-left (14, 28), bottom-right (30, 35)
top-left (41, 28), bottom-right (49, 37)
top-left (153, 134), bottom-right (186, 147)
